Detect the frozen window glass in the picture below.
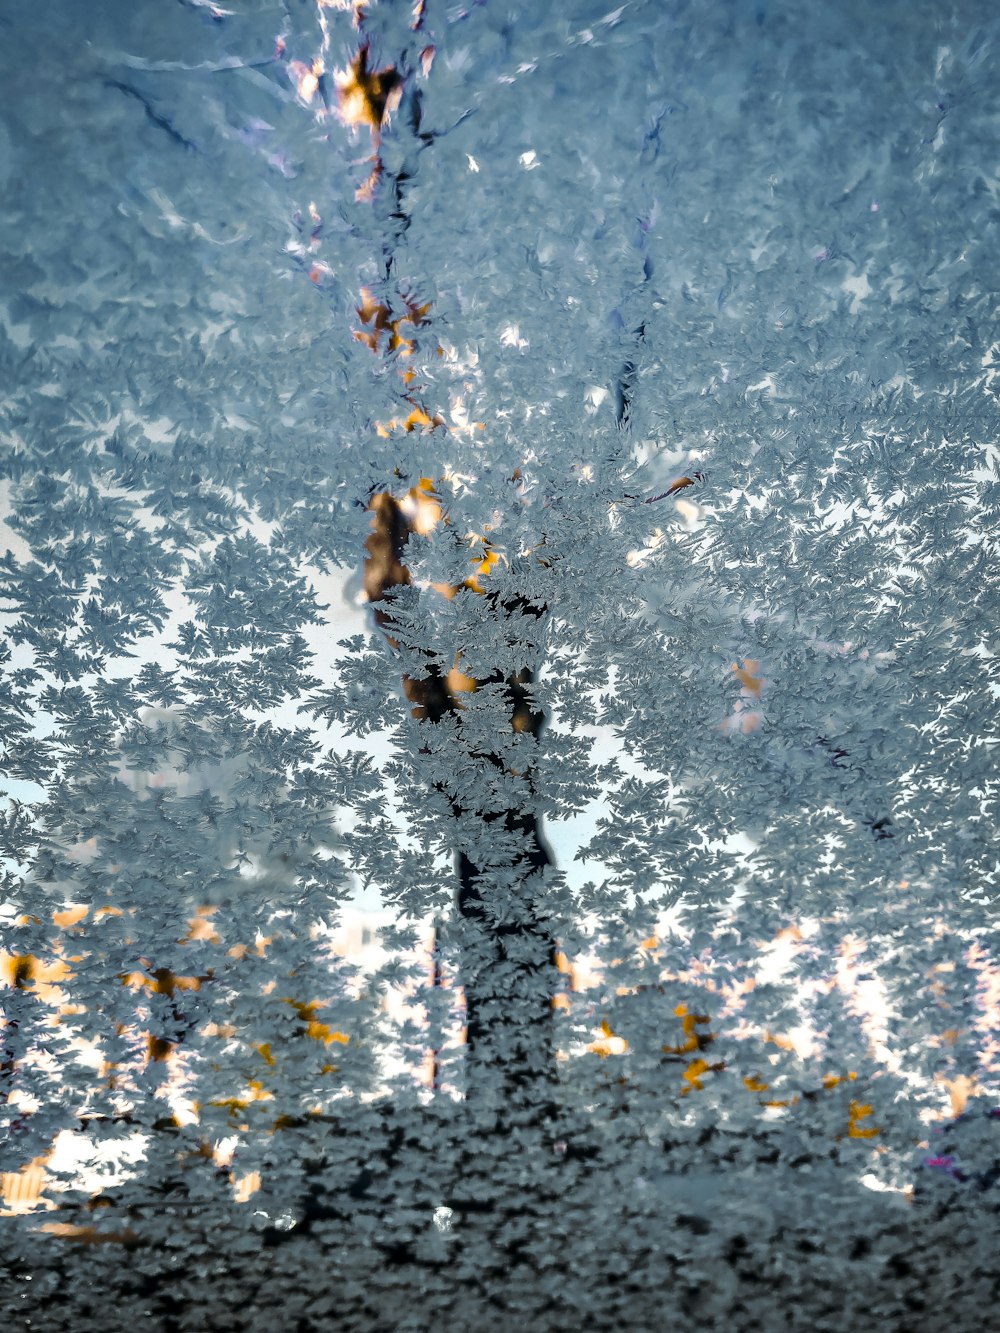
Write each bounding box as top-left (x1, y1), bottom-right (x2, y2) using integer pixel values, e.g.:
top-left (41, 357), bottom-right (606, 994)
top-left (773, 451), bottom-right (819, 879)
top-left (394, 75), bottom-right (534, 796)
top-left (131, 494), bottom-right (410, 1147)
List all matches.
top-left (1, 1), bottom-right (997, 1327)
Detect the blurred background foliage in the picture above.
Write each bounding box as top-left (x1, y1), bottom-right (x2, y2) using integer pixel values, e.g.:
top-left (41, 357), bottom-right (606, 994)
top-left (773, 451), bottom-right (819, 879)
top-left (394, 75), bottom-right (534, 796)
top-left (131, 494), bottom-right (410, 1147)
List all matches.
top-left (0, 0), bottom-right (997, 1327)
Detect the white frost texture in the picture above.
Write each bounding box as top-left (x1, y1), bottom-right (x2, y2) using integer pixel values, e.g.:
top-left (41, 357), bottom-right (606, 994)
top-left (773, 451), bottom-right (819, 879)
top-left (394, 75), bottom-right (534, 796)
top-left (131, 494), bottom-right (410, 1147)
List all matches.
top-left (0, 1), bottom-right (997, 1330)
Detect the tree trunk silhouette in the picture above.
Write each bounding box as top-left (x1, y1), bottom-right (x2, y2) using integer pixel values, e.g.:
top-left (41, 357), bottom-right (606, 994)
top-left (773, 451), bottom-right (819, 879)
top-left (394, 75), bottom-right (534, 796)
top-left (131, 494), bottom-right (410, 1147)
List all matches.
top-left (364, 491), bottom-right (560, 1109)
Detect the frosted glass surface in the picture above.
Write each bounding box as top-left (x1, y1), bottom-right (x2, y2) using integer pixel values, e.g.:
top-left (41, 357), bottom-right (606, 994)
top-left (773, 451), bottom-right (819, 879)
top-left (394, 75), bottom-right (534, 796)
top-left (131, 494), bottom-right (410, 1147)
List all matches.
top-left (0, 1), bottom-right (997, 1327)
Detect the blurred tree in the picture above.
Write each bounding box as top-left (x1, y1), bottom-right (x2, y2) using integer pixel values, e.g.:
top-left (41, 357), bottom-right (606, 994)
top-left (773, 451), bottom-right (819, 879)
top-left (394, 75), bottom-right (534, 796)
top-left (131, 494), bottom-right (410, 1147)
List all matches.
top-left (1, 0), bottom-right (997, 1327)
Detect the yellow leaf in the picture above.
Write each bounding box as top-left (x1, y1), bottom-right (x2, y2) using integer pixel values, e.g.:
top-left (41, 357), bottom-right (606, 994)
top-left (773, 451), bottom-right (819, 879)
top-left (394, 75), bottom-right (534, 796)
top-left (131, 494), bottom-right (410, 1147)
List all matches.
top-left (848, 1100), bottom-right (880, 1138)
top-left (283, 998), bottom-right (350, 1046)
top-left (335, 47), bottom-right (402, 131)
top-left (681, 1057), bottom-right (712, 1092)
